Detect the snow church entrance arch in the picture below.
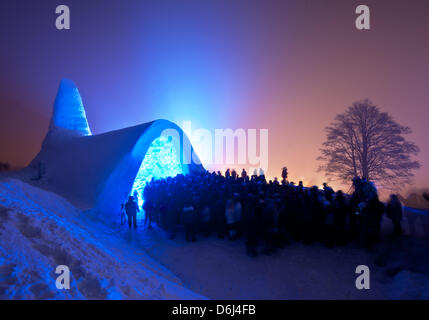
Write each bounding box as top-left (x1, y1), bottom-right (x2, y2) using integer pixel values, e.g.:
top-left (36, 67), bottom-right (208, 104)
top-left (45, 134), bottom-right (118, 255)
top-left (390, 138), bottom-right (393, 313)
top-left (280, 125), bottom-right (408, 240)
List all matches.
top-left (29, 79), bottom-right (204, 220)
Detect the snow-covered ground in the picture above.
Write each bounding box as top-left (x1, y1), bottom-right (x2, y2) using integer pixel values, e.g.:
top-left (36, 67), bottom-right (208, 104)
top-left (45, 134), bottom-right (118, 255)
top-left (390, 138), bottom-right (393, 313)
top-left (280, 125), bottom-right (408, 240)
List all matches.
top-left (127, 216), bottom-right (429, 299)
top-left (0, 176), bottom-right (428, 299)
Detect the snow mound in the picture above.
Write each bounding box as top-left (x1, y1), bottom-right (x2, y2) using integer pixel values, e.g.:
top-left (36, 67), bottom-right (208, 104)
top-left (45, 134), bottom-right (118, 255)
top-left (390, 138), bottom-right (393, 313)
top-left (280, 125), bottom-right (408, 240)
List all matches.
top-left (0, 178), bottom-right (204, 300)
top-left (389, 270), bottom-right (429, 300)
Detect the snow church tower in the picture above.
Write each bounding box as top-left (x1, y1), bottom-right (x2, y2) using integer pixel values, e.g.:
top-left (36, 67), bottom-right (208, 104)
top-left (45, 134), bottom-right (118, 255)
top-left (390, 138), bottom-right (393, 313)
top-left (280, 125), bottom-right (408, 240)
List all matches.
top-left (43, 79), bottom-right (91, 147)
top-left (29, 79), bottom-right (204, 218)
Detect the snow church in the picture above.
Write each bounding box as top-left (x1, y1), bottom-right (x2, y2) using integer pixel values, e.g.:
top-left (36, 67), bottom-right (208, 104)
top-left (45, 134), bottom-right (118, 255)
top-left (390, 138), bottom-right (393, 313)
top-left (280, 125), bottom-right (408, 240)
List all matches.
top-left (27, 79), bottom-right (204, 218)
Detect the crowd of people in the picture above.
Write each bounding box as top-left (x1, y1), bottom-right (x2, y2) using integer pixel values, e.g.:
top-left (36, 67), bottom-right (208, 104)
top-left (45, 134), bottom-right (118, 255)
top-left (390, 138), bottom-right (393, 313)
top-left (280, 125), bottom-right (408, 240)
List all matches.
top-left (123, 169), bottom-right (404, 257)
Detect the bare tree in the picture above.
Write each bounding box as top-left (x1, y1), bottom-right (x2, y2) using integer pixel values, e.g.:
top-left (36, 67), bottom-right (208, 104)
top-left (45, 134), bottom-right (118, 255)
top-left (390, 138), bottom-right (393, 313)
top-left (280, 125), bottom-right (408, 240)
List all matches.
top-left (318, 99), bottom-right (420, 189)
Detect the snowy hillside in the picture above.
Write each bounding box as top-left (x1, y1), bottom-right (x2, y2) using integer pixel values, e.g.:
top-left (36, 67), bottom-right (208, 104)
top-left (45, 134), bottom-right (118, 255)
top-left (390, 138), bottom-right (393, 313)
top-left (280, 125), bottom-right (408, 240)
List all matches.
top-left (0, 177), bottom-right (203, 299)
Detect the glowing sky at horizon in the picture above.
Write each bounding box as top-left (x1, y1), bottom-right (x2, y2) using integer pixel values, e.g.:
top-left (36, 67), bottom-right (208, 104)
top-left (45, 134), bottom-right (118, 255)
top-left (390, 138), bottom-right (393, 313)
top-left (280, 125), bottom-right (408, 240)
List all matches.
top-left (1, 0), bottom-right (429, 194)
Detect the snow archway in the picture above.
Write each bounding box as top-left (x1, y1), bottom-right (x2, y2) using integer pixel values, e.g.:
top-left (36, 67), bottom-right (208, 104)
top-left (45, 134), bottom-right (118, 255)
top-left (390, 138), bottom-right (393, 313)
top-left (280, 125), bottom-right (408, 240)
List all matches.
top-left (93, 119), bottom-right (201, 218)
top-left (131, 135), bottom-right (184, 207)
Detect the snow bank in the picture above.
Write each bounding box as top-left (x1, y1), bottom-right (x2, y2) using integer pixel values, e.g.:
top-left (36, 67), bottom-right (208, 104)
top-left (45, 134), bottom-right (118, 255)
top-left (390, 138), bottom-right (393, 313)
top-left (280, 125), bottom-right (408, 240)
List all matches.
top-left (389, 271), bottom-right (429, 299)
top-left (0, 178), bottom-right (204, 300)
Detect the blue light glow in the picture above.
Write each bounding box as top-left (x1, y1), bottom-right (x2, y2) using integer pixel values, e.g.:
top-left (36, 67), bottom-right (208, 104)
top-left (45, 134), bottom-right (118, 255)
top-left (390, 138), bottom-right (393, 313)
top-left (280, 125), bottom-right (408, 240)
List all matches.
top-left (131, 135), bottom-right (183, 207)
top-left (52, 79), bottom-right (92, 136)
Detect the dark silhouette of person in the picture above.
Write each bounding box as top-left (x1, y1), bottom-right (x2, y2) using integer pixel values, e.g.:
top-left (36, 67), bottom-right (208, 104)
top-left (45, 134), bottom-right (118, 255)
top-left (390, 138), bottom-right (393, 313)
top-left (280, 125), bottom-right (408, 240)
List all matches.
top-left (125, 196), bottom-right (139, 229)
top-left (263, 197), bottom-right (280, 254)
top-left (213, 194), bottom-right (227, 239)
top-left (133, 190), bottom-right (140, 204)
top-left (225, 197), bottom-right (237, 240)
top-left (333, 190), bottom-right (348, 245)
top-left (323, 182), bottom-right (334, 200)
top-left (297, 181), bottom-right (304, 192)
top-left (361, 195), bottom-right (385, 248)
top-left (159, 201), bottom-right (168, 230)
top-left (132, 168), bottom-right (413, 258)
top-left (306, 186), bottom-right (322, 245)
top-left (241, 168), bottom-right (247, 180)
top-left (231, 169), bottom-right (237, 180)
top-left (350, 176), bottom-right (364, 238)
top-left (243, 194), bottom-right (258, 257)
top-left (386, 194), bottom-right (404, 235)
top-left (183, 196), bottom-right (197, 242)
top-left (143, 198), bottom-right (155, 229)
top-left (200, 204), bottom-right (212, 237)
top-left (165, 193), bottom-right (177, 239)
top-left (225, 168), bottom-right (231, 179)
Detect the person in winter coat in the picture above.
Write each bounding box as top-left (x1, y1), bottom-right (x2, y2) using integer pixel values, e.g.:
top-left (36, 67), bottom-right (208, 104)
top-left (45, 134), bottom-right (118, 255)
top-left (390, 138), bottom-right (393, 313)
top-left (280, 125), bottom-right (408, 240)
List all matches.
top-left (261, 198), bottom-right (277, 255)
top-left (333, 190), bottom-right (348, 245)
top-left (225, 198), bottom-right (237, 240)
top-left (322, 195), bottom-right (335, 247)
top-left (125, 196), bottom-right (139, 229)
top-left (243, 194), bottom-right (259, 257)
top-left (166, 195), bottom-right (178, 239)
top-left (213, 195), bottom-right (227, 239)
top-left (323, 183), bottom-right (334, 201)
top-left (386, 194), bottom-right (404, 235)
top-left (233, 195), bottom-right (242, 237)
top-left (241, 169), bottom-right (248, 180)
top-left (200, 204), bottom-right (212, 237)
top-left (183, 197), bottom-right (197, 242)
top-left (361, 195), bottom-right (385, 248)
top-left (143, 198), bottom-right (155, 229)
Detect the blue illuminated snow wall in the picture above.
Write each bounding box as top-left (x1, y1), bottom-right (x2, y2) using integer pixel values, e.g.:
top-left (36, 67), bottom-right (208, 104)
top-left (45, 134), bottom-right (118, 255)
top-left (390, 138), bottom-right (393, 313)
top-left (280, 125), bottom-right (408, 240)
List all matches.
top-left (91, 119), bottom-right (203, 218)
top-left (131, 135), bottom-right (183, 206)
